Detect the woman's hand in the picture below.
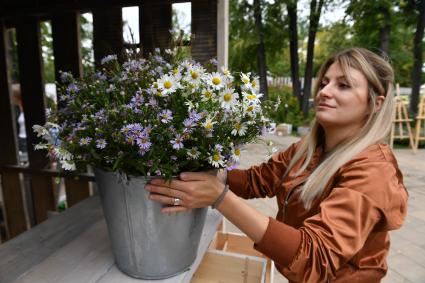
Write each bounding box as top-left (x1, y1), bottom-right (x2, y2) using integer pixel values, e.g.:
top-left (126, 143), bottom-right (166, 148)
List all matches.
top-left (145, 171), bottom-right (226, 213)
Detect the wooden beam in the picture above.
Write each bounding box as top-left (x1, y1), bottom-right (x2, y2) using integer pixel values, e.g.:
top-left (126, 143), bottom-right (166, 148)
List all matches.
top-left (139, 0), bottom-right (172, 56)
top-left (93, 7), bottom-right (124, 68)
top-left (51, 11), bottom-right (83, 80)
top-left (16, 17), bottom-right (55, 224)
top-left (0, 20), bottom-right (27, 239)
top-left (191, 0), bottom-right (218, 65)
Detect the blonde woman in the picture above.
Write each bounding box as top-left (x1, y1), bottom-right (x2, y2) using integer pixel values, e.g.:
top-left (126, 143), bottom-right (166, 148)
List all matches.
top-left (146, 48), bottom-right (408, 282)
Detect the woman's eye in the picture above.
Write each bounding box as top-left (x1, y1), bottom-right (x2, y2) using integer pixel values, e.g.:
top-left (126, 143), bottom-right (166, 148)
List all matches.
top-left (339, 83), bottom-right (350, 89)
top-left (319, 82), bottom-right (327, 89)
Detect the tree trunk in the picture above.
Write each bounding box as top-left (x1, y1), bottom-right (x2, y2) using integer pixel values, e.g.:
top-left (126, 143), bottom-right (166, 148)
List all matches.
top-left (302, 0), bottom-right (324, 117)
top-left (253, 0), bottom-right (268, 99)
top-left (410, 0), bottom-right (425, 115)
top-left (379, 6), bottom-right (391, 56)
top-left (287, 0), bottom-right (301, 105)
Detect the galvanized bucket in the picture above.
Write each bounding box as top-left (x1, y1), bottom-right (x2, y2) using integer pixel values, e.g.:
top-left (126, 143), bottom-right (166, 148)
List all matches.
top-left (94, 169), bottom-right (208, 279)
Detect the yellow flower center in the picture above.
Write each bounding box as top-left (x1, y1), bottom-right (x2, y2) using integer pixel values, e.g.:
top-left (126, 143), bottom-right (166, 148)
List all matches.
top-left (173, 69), bottom-right (179, 74)
top-left (247, 94), bottom-right (256, 100)
top-left (212, 77), bottom-right (221, 85)
top-left (204, 91), bottom-right (212, 98)
top-left (213, 153), bottom-right (220, 162)
top-left (235, 123), bottom-right (241, 130)
top-left (156, 91), bottom-right (162, 97)
top-left (247, 105), bottom-right (254, 112)
top-left (191, 71), bottom-right (199, 79)
top-left (242, 78), bottom-right (249, 84)
top-left (235, 148), bottom-right (241, 156)
top-left (164, 81), bottom-right (173, 89)
top-left (252, 80), bottom-right (256, 88)
top-left (223, 93), bottom-right (232, 102)
top-left (205, 122), bottom-right (213, 130)
top-left (141, 138), bottom-right (147, 143)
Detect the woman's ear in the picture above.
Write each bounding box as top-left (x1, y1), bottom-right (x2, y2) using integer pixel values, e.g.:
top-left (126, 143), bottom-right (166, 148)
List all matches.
top-left (374, 95), bottom-right (385, 112)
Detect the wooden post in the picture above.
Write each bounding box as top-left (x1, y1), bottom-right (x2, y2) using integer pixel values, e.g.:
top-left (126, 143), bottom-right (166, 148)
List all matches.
top-left (414, 95), bottom-right (425, 150)
top-left (390, 84), bottom-right (416, 153)
top-left (192, 0), bottom-right (217, 65)
top-left (52, 11), bottom-right (91, 206)
top-left (139, 0), bottom-right (172, 56)
top-left (217, 0), bottom-right (229, 69)
top-left (16, 17), bottom-right (55, 223)
top-left (93, 7), bottom-right (124, 68)
top-left (0, 20), bottom-right (27, 239)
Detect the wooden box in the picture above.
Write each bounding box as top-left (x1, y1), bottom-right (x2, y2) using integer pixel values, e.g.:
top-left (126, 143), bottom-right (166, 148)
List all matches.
top-left (204, 231), bottom-right (275, 283)
top-left (191, 249), bottom-right (267, 283)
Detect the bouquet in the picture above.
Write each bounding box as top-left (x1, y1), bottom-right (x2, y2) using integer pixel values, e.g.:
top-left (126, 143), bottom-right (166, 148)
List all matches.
top-left (33, 49), bottom-right (269, 180)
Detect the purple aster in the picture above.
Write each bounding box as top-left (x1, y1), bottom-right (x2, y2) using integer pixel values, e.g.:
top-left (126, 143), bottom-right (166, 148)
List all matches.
top-left (148, 97), bottom-right (158, 108)
top-left (101, 54), bottom-right (117, 65)
top-left (159, 109), bottom-right (173, 123)
top-left (60, 72), bottom-right (74, 83)
top-left (79, 137), bottom-right (92, 146)
top-left (96, 139), bottom-right (107, 149)
top-left (66, 83), bottom-right (79, 93)
top-left (189, 110), bottom-right (202, 121)
top-left (136, 134), bottom-right (152, 151)
top-left (95, 72), bottom-right (107, 81)
top-left (170, 134), bottom-right (184, 150)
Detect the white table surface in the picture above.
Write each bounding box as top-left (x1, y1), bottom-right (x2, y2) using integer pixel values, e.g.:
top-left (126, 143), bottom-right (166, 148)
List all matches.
top-left (0, 196), bottom-right (223, 283)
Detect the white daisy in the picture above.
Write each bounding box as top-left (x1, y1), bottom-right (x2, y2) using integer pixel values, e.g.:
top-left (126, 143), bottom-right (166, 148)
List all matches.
top-left (157, 74), bottom-right (179, 95)
top-left (240, 73), bottom-right (251, 85)
top-left (243, 103), bottom-right (261, 116)
top-left (219, 88), bottom-right (238, 110)
top-left (186, 66), bottom-right (204, 84)
top-left (231, 121), bottom-right (248, 136)
top-left (201, 88), bottom-right (215, 101)
top-left (243, 91), bottom-right (263, 104)
top-left (202, 117), bottom-right (217, 132)
top-left (221, 67), bottom-right (234, 80)
top-left (205, 72), bottom-right (225, 90)
top-left (231, 145), bottom-right (242, 162)
top-left (187, 147), bottom-right (201, 159)
top-left (208, 150), bottom-right (225, 168)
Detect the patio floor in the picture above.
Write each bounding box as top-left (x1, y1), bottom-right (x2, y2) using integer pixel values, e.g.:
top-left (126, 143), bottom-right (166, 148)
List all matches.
top-left (224, 134), bottom-right (425, 283)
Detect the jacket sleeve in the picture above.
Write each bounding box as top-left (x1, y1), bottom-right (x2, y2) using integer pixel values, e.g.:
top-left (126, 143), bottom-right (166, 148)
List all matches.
top-left (254, 160), bottom-right (408, 282)
top-left (227, 142), bottom-right (299, 199)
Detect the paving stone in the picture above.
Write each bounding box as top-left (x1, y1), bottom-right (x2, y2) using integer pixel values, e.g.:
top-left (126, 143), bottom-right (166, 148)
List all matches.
top-left (387, 254), bottom-right (425, 283)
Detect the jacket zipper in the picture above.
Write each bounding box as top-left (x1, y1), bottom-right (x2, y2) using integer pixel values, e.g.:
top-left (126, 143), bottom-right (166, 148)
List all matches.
top-left (281, 178), bottom-right (307, 222)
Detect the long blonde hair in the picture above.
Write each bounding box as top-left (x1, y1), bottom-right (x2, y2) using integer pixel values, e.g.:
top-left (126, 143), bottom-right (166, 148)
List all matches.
top-left (286, 48), bottom-right (395, 209)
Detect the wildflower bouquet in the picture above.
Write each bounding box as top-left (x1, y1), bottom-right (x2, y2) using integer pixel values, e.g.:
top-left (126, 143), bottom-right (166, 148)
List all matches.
top-left (34, 49), bottom-right (268, 179)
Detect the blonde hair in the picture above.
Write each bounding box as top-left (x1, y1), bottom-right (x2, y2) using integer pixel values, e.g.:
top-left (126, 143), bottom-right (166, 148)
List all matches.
top-left (285, 48), bottom-right (395, 209)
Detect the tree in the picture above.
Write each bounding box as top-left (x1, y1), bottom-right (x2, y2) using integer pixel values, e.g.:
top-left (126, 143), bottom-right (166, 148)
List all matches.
top-left (302, 0), bottom-right (325, 117)
top-left (286, 0), bottom-right (302, 105)
top-left (253, 0), bottom-right (269, 98)
top-left (409, 0), bottom-right (425, 115)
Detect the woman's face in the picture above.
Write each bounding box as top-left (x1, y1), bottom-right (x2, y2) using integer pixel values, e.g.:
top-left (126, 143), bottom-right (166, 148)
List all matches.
top-left (315, 62), bottom-right (370, 133)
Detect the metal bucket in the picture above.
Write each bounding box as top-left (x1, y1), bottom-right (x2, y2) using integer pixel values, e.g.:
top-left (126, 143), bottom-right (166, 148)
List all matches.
top-left (94, 169), bottom-right (208, 279)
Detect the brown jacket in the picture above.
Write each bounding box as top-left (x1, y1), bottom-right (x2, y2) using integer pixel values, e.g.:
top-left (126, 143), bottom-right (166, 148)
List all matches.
top-left (227, 141), bottom-right (408, 283)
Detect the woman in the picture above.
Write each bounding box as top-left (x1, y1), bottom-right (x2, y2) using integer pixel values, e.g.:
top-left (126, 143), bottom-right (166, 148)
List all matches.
top-left (145, 48), bottom-right (408, 282)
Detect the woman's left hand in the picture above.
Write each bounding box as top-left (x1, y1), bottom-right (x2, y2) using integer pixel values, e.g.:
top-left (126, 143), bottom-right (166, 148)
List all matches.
top-left (145, 171), bottom-right (225, 213)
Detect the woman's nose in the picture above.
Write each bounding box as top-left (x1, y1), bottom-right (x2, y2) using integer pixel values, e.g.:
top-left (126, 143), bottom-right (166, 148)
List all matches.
top-left (318, 83), bottom-right (333, 98)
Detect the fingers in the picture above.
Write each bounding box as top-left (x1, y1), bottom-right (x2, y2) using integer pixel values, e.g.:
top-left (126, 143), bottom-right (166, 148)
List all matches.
top-left (145, 184), bottom-right (185, 199)
top-left (148, 178), bottom-right (193, 192)
top-left (179, 171), bottom-right (214, 181)
top-left (148, 193), bottom-right (183, 206)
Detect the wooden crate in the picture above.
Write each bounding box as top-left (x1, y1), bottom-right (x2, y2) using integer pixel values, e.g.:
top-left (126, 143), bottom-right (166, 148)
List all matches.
top-left (191, 249), bottom-right (267, 283)
top-left (208, 231), bottom-right (275, 283)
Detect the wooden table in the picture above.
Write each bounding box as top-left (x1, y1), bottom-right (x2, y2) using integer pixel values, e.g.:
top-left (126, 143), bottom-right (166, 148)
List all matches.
top-left (0, 196), bottom-right (223, 283)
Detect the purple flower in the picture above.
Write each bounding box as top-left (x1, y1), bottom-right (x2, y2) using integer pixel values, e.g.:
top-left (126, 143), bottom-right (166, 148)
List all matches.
top-left (159, 110), bottom-right (173, 123)
top-left (148, 97), bottom-right (158, 108)
top-left (189, 110), bottom-right (202, 121)
top-left (79, 137), bottom-right (92, 146)
top-left (171, 134), bottom-right (184, 150)
top-left (101, 54), bottom-right (117, 65)
top-left (67, 83), bottom-right (79, 93)
top-left (95, 72), bottom-right (107, 81)
top-left (136, 135), bottom-right (152, 151)
top-left (60, 72), bottom-right (74, 83)
top-left (96, 139), bottom-right (107, 149)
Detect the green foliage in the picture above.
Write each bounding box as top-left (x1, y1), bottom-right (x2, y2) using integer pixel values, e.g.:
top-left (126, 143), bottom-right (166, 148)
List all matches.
top-left (262, 86), bottom-right (313, 127)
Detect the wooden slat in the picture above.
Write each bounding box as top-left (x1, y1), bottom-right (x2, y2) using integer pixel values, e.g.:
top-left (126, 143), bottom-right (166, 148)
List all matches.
top-left (191, 0), bottom-right (217, 65)
top-left (65, 178), bottom-right (91, 207)
top-left (51, 11), bottom-right (83, 80)
top-left (16, 17), bottom-right (55, 223)
top-left (139, 0), bottom-right (172, 55)
top-left (93, 7), bottom-right (124, 68)
top-left (0, 20), bottom-right (27, 239)
top-left (0, 196), bottom-right (104, 283)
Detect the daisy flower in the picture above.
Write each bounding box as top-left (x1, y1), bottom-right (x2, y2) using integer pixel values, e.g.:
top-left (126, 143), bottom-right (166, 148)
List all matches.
top-left (157, 74), bottom-right (179, 95)
top-left (202, 117), bottom-right (217, 132)
top-left (186, 66), bottom-right (204, 84)
top-left (231, 121), bottom-right (248, 136)
top-left (159, 109), bottom-right (173, 123)
top-left (208, 150), bottom-right (225, 168)
top-left (187, 147), bottom-right (201, 159)
top-left (205, 72), bottom-right (225, 90)
top-left (96, 139), bottom-right (107, 149)
top-left (219, 88), bottom-right (238, 110)
top-left (79, 137), bottom-right (92, 146)
top-left (231, 145), bottom-right (242, 162)
top-left (201, 88), bottom-right (215, 101)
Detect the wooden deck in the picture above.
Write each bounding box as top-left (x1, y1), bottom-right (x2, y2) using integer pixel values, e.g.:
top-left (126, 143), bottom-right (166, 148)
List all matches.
top-left (0, 196), bottom-right (223, 283)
